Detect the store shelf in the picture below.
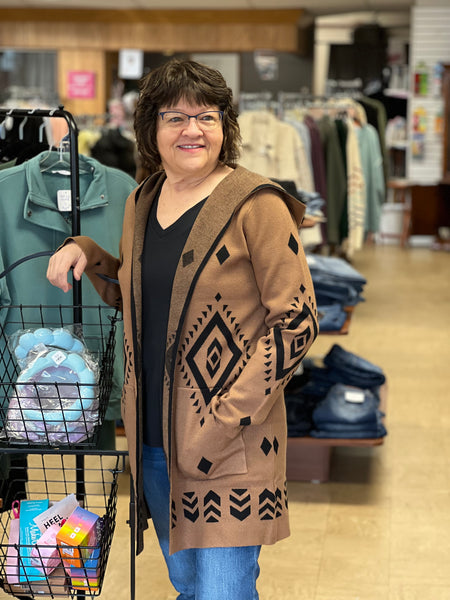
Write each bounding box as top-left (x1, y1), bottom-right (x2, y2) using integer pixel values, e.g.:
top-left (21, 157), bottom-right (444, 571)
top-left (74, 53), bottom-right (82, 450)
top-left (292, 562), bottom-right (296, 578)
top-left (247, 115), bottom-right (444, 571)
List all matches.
top-left (383, 88), bottom-right (411, 99)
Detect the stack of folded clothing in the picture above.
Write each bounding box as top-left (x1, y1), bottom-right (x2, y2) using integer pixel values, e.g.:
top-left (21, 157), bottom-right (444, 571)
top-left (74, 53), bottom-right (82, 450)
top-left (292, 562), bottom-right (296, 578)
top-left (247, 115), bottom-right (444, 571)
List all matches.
top-left (310, 383), bottom-right (386, 439)
top-left (306, 254), bottom-right (367, 333)
top-left (285, 344), bottom-right (387, 439)
top-left (302, 343), bottom-right (386, 397)
top-left (284, 368), bottom-right (321, 437)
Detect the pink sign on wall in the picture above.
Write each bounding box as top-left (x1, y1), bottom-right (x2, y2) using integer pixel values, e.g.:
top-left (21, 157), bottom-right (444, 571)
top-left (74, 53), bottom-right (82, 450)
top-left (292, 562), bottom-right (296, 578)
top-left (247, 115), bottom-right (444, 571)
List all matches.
top-left (67, 71), bottom-right (96, 99)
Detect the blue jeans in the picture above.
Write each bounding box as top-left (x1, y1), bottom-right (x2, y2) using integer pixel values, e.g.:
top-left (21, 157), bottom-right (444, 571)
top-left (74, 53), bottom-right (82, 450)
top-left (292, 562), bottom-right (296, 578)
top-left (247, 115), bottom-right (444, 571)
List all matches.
top-left (310, 383), bottom-right (387, 439)
top-left (313, 274), bottom-right (364, 306)
top-left (306, 254), bottom-right (367, 284)
top-left (317, 303), bottom-right (348, 332)
top-left (142, 445), bottom-right (261, 600)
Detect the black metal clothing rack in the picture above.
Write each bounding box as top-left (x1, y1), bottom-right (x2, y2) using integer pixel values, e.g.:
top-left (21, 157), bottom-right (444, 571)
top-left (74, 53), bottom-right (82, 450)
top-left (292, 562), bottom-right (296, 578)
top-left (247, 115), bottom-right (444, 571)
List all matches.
top-left (0, 106), bottom-right (135, 600)
top-left (0, 105), bottom-right (82, 316)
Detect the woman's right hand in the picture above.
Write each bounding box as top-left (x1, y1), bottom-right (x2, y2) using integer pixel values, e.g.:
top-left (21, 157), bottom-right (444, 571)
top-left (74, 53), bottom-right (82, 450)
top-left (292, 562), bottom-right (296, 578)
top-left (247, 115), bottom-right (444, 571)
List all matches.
top-left (46, 242), bottom-right (87, 293)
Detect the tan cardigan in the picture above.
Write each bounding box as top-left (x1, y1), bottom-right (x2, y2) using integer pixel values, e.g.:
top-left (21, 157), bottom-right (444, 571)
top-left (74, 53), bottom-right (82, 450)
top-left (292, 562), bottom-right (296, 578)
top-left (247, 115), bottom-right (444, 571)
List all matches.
top-left (73, 166), bottom-right (318, 555)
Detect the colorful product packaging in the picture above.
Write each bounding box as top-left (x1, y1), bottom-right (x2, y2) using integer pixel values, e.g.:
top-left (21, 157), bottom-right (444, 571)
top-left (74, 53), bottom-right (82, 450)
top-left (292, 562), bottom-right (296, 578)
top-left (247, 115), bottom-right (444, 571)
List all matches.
top-left (18, 499), bottom-right (50, 583)
top-left (69, 547), bottom-right (101, 590)
top-left (56, 506), bottom-right (100, 570)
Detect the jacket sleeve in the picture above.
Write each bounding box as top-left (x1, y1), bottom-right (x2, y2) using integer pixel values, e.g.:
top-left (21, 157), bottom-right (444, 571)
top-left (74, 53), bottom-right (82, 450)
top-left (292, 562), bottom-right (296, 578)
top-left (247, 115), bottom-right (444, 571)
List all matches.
top-left (64, 235), bottom-right (122, 310)
top-left (212, 191), bottom-right (319, 430)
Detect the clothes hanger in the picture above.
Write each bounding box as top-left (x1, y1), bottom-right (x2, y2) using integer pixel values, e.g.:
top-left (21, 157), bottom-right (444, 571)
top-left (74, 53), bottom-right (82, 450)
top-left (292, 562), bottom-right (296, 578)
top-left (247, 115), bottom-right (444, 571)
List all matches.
top-left (39, 137), bottom-right (91, 175)
top-left (39, 138), bottom-right (72, 175)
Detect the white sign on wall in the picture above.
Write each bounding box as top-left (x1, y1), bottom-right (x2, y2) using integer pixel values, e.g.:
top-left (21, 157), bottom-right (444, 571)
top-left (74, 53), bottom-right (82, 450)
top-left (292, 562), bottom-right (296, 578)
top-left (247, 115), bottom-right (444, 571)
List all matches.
top-left (119, 49), bottom-right (144, 80)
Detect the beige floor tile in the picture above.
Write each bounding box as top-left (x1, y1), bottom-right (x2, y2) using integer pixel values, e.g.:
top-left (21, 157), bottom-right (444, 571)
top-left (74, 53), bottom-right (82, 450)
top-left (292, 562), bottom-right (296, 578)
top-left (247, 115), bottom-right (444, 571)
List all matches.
top-left (324, 504), bottom-right (391, 542)
top-left (390, 460), bottom-right (450, 495)
top-left (389, 583), bottom-right (450, 600)
top-left (385, 425), bottom-right (450, 463)
top-left (391, 489), bottom-right (450, 525)
top-left (316, 587), bottom-right (390, 600)
top-left (390, 520), bottom-right (450, 584)
top-left (317, 552), bottom-right (390, 588)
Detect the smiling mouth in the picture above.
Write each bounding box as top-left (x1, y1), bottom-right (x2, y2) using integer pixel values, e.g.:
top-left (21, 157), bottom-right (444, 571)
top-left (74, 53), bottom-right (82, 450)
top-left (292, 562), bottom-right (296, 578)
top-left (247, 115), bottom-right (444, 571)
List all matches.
top-left (178, 144), bottom-right (204, 149)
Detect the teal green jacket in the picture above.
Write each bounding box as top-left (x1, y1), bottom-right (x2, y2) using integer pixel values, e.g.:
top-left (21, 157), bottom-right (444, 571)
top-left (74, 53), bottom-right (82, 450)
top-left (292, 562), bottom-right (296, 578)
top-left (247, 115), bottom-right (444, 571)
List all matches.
top-left (356, 124), bottom-right (386, 234)
top-left (0, 151), bottom-right (137, 420)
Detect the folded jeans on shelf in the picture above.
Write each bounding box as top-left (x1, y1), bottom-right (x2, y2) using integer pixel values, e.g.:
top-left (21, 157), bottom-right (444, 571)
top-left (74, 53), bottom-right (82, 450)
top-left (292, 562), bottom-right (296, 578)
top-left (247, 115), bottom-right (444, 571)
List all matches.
top-left (311, 367), bottom-right (384, 390)
top-left (302, 364), bottom-right (383, 396)
top-left (317, 304), bottom-right (348, 332)
top-left (285, 393), bottom-right (317, 436)
top-left (310, 420), bottom-right (385, 433)
top-left (309, 425), bottom-right (387, 439)
top-left (324, 344), bottom-right (385, 375)
top-left (312, 383), bottom-right (382, 426)
top-left (306, 254), bottom-right (367, 285)
top-left (312, 274), bottom-right (364, 306)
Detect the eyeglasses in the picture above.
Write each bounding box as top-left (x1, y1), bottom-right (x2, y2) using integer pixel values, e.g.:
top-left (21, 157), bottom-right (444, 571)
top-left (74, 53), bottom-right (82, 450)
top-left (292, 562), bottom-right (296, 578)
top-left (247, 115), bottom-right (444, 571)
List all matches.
top-left (158, 110), bottom-right (224, 130)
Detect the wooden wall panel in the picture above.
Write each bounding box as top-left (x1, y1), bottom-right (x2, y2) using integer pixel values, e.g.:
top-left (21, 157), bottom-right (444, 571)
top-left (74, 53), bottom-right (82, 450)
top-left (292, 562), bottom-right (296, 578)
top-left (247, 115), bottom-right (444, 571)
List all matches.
top-left (58, 50), bottom-right (107, 116)
top-left (0, 22), bottom-right (299, 53)
top-left (0, 9), bottom-right (303, 52)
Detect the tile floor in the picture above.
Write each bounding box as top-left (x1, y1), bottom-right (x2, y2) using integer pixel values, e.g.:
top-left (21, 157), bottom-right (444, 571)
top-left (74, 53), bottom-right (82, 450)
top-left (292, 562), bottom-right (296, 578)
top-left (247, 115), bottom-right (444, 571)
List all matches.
top-left (2, 243), bottom-right (449, 599)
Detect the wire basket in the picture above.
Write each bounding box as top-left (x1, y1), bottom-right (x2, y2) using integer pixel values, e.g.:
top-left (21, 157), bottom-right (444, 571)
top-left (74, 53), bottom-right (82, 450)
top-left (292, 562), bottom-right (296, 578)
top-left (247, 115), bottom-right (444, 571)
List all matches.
top-left (0, 305), bottom-right (121, 448)
top-left (0, 451), bottom-right (126, 598)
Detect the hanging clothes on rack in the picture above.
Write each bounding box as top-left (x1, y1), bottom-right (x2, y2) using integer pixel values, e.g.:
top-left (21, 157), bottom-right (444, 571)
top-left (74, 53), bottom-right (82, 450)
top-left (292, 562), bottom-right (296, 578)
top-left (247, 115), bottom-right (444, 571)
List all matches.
top-left (358, 95), bottom-right (389, 185)
top-left (0, 147), bottom-right (137, 435)
top-left (341, 116), bottom-right (366, 257)
top-left (238, 106), bottom-right (315, 195)
top-left (317, 114), bottom-right (347, 248)
top-left (353, 102), bottom-right (385, 236)
top-left (0, 113), bottom-right (49, 166)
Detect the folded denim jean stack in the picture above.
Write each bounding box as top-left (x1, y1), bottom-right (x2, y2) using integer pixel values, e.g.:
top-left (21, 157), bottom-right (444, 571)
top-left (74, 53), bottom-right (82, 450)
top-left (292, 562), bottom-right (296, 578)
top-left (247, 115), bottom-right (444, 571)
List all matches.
top-left (285, 344), bottom-right (387, 439)
top-left (310, 383), bottom-right (387, 439)
top-left (307, 254), bottom-right (367, 333)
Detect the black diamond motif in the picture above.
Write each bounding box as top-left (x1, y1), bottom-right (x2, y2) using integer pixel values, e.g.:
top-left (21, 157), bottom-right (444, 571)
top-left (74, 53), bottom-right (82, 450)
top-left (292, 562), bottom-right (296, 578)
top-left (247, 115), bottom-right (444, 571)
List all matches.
top-left (288, 233), bottom-right (298, 255)
top-left (273, 437), bottom-right (279, 454)
top-left (240, 416), bottom-right (251, 426)
top-left (206, 338), bottom-right (222, 378)
top-left (183, 249), bottom-right (194, 267)
top-left (216, 245), bottom-right (230, 265)
top-left (186, 311), bottom-right (242, 405)
top-left (198, 457), bottom-right (213, 474)
top-left (260, 437), bottom-right (272, 456)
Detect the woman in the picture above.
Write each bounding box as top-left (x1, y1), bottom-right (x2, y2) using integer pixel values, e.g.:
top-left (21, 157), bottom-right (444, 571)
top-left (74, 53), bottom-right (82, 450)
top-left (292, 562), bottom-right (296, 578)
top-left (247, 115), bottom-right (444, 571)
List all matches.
top-left (47, 59), bottom-right (318, 600)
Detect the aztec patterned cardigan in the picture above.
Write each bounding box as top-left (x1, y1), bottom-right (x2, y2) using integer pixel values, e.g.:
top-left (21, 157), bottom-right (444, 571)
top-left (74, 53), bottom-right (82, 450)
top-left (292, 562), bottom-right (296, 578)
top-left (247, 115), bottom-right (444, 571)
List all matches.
top-left (72, 165), bottom-right (319, 555)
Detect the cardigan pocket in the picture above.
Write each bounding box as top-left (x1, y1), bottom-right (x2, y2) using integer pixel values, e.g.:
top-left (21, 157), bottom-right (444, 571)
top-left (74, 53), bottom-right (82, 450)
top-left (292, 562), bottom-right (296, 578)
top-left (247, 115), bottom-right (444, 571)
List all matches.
top-left (174, 387), bottom-right (248, 480)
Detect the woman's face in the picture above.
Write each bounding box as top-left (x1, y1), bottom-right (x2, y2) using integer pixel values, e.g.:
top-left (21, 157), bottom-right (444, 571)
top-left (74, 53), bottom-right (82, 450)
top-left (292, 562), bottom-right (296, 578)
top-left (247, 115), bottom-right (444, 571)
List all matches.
top-left (156, 98), bottom-right (224, 179)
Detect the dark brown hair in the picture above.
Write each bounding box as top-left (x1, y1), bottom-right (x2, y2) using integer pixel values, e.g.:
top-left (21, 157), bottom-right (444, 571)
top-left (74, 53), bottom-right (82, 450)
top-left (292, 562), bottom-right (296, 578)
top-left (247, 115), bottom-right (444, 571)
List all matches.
top-left (134, 59), bottom-right (241, 173)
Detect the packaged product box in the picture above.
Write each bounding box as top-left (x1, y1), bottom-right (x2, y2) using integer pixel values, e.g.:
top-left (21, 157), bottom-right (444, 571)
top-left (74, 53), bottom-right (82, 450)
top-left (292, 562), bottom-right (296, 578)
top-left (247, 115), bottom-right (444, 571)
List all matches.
top-left (30, 522), bottom-right (62, 575)
top-left (33, 494), bottom-right (79, 533)
top-left (69, 547), bottom-right (101, 590)
top-left (18, 499), bottom-right (50, 583)
top-left (56, 506), bottom-right (100, 570)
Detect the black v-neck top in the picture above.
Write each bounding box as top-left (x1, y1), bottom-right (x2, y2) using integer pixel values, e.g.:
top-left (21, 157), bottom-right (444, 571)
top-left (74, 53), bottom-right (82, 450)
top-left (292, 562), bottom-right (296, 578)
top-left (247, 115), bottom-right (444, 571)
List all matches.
top-left (141, 190), bottom-right (206, 446)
